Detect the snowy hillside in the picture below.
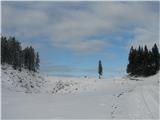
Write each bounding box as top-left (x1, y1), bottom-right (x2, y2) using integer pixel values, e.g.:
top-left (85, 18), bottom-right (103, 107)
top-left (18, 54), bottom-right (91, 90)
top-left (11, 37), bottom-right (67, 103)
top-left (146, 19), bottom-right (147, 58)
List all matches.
top-left (2, 65), bottom-right (159, 119)
top-left (1, 65), bottom-right (47, 93)
top-left (2, 65), bottom-right (108, 94)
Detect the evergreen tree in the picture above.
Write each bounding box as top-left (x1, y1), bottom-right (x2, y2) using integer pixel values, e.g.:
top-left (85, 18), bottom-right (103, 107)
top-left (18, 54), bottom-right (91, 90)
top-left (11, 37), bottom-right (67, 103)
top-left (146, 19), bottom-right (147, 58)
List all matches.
top-left (152, 44), bottom-right (160, 73)
top-left (143, 45), bottom-right (149, 76)
top-left (127, 46), bottom-right (137, 75)
top-left (23, 46), bottom-right (35, 71)
top-left (147, 50), bottom-right (154, 75)
top-left (1, 36), bottom-right (8, 64)
top-left (12, 39), bottom-right (22, 70)
top-left (29, 46), bottom-right (36, 71)
top-left (98, 60), bottom-right (103, 79)
top-left (127, 44), bottom-right (160, 77)
top-left (136, 46), bottom-right (144, 75)
top-left (23, 47), bottom-right (29, 69)
top-left (1, 36), bottom-right (40, 72)
top-left (9, 37), bottom-right (16, 65)
top-left (35, 52), bottom-right (40, 71)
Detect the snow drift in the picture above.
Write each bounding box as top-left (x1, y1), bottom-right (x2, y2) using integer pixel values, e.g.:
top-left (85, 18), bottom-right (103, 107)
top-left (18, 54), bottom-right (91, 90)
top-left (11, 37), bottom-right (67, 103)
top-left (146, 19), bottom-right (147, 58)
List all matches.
top-left (1, 64), bottom-right (113, 94)
top-left (1, 64), bottom-right (47, 93)
top-left (1, 64), bottom-right (159, 119)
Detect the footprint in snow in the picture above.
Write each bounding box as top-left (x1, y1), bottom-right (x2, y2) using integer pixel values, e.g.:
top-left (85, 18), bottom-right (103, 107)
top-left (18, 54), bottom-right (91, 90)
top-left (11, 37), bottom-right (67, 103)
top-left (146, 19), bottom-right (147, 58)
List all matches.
top-left (114, 106), bottom-right (117, 109)
top-left (117, 92), bottom-right (124, 98)
top-left (111, 104), bottom-right (119, 118)
top-left (112, 105), bottom-right (118, 109)
top-left (110, 111), bottom-right (115, 118)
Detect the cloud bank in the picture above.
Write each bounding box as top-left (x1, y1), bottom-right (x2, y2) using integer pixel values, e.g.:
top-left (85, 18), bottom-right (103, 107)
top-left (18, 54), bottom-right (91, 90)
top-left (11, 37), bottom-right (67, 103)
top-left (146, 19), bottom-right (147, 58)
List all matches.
top-left (2, 1), bottom-right (159, 54)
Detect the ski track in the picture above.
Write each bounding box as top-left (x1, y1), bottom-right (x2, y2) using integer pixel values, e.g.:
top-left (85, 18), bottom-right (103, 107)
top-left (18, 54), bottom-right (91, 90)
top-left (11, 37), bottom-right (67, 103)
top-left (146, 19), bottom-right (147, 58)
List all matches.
top-left (1, 65), bottom-right (159, 119)
top-left (141, 87), bottom-right (154, 119)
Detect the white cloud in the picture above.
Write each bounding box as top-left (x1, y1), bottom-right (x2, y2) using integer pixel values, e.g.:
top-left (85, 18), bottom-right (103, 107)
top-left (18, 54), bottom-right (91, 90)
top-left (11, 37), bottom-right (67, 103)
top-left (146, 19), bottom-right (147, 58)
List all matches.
top-left (2, 1), bottom-right (159, 54)
top-left (66, 40), bottom-right (106, 54)
top-left (130, 27), bottom-right (159, 49)
top-left (44, 65), bottom-right (74, 73)
top-left (2, 3), bottom-right (50, 38)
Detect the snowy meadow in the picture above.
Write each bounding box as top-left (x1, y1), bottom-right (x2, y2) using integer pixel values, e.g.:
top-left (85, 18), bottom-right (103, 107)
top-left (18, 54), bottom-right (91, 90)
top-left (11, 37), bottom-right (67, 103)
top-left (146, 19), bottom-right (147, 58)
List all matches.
top-left (1, 1), bottom-right (160, 120)
top-left (2, 65), bottom-right (159, 119)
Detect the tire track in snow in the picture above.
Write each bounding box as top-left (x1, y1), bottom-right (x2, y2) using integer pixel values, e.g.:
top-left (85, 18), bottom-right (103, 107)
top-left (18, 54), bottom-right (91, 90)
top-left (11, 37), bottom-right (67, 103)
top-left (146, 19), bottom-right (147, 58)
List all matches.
top-left (110, 78), bottom-right (137, 118)
top-left (140, 87), bottom-right (155, 119)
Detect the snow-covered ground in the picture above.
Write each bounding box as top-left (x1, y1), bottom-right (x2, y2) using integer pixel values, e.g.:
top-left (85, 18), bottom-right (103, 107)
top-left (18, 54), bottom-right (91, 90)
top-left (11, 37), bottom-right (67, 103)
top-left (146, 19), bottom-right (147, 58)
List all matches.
top-left (1, 65), bottom-right (159, 119)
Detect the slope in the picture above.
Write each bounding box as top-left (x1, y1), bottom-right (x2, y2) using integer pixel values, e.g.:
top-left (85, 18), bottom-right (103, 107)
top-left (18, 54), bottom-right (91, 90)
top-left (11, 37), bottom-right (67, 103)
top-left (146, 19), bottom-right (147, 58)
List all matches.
top-left (1, 65), bottom-right (159, 119)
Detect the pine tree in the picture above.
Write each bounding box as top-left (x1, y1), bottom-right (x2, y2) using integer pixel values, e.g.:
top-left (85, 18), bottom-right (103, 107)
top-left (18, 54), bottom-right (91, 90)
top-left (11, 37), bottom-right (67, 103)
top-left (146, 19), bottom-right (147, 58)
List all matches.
top-left (98, 60), bottom-right (103, 79)
top-left (1, 36), bottom-right (8, 64)
top-left (127, 46), bottom-right (137, 75)
top-left (12, 39), bottom-right (22, 70)
top-left (23, 46), bottom-right (36, 71)
top-left (127, 44), bottom-right (160, 77)
top-left (7, 37), bottom-right (13, 64)
top-left (148, 50), bottom-right (154, 75)
top-left (35, 52), bottom-right (40, 72)
top-left (136, 46), bottom-right (143, 75)
top-left (143, 45), bottom-right (149, 76)
top-left (23, 47), bottom-right (29, 69)
top-left (152, 44), bottom-right (160, 73)
top-left (19, 50), bottom-right (23, 71)
top-left (1, 36), bottom-right (40, 72)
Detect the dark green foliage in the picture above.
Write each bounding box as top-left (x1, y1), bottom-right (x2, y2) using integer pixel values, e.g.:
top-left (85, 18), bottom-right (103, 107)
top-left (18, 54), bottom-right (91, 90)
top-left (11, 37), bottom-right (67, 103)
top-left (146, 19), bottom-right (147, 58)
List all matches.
top-left (23, 46), bottom-right (36, 71)
top-left (1, 36), bottom-right (8, 63)
top-left (35, 52), bottom-right (40, 71)
top-left (152, 44), bottom-right (160, 72)
top-left (98, 60), bottom-right (103, 79)
top-left (127, 44), bottom-right (160, 77)
top-left (1, 36), bottom-right (40, 72)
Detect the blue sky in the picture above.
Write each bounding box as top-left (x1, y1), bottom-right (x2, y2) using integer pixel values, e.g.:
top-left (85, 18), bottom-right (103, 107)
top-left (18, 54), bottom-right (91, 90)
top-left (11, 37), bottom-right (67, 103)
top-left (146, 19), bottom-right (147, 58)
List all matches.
top-left (2, 1), bottom-right (159, 78)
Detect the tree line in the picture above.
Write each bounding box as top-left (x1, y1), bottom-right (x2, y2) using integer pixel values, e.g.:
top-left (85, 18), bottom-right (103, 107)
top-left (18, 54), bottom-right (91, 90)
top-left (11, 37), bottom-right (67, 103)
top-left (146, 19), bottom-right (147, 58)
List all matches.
top-left (127, 44), bottom-right (160, 77)
top-left (1, 36), bottom-right (40, 72)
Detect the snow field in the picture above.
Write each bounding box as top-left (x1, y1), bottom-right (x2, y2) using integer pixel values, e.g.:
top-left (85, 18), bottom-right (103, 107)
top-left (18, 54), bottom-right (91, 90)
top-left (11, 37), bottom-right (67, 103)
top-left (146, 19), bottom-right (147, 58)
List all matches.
top-left (1, 65), bottom-right (159, 119)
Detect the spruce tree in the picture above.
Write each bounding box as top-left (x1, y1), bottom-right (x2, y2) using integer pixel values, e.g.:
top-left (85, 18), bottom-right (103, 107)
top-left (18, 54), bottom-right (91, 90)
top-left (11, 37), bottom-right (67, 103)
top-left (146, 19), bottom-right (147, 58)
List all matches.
top-left (137, 46), bottom-right (143, 75)
top-left (13, 39), bottom-right (21, 70)
top-left (127, 46), bottom-right (137, 75)
top-left (127, 44), bottom-right (160, 77)
top-left (148, 50), bottom-right (154, 75)
top-left (1, 36), bottom-right (40, 72)
top-left (23, 46), bottom-right (36, 71)
top-left (152, 44), bottom-right (160, 73)
top-left (98, 60), bottom-right (103, 79)
top-left (143, 45), bottom-right (149, 76)
top-left (35, 52), bottom-right (40, 72)
top-left (127, 46), bottom-right (134, 74)
top-left (29, 46), bottom-right (36, 71)
top-left (23, 47), bottom-right (29, 69)
top-left (1, 36), bottom-right (8, 64)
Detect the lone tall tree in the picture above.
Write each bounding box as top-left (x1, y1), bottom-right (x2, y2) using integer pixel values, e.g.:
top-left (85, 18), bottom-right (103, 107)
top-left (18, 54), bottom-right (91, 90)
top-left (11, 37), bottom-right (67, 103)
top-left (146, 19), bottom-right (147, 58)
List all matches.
top-left (98, 60), bottom-right (103, 79)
